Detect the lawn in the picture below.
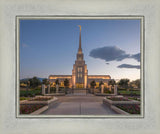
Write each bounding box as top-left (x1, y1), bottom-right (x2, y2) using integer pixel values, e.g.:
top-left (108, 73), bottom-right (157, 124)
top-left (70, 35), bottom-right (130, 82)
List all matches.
top-left (118, 90), bottom-right (140, 95)
top-left (20, 97), bottom-right (31, 101)
top-left (20, 89), bottom-right (41, 97)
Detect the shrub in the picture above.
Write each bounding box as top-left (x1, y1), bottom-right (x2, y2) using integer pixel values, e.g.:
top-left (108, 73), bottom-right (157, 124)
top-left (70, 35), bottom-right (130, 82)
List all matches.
top-left (20, 104), bottom-right (46, 114)
top-left (20, 89), bottom-right (41, 97)
top-left (115, 104), bottom-right (140, 114)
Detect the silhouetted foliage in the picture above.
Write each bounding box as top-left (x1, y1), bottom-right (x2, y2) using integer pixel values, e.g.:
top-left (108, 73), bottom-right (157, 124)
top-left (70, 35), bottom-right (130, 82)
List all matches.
top-left (118, 79), bottom-right (130, 88)
top-left (108, 79), bottom-right (116, 86)
top-left (55, 79), bottom-right (60, 85)
top-left (29, 77), bottom-right (41, 88)
top-left (42, 78), bottom-right (49, 85)
top-left (90, 80), bottom-right (96, 88)
top-left (64, 79), bottom-right (69, 88)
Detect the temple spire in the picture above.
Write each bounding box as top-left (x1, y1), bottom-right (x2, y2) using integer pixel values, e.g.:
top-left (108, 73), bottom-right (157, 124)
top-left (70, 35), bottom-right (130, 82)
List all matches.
top-left (78, 25), bottom-right (82, 53)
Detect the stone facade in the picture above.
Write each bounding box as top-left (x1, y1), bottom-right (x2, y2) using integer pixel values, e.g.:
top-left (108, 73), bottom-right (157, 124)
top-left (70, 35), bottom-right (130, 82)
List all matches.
top-left (48, 25), bottom-right (111, 88)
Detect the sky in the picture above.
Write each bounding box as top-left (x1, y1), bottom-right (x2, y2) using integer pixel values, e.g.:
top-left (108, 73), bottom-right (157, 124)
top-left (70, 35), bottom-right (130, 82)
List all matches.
top-left (20, 19), bottom-right (141, 81)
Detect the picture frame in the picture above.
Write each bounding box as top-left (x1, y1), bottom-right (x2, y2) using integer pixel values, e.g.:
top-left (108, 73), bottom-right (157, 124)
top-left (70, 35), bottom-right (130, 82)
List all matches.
top-left (0, 0), bottom-right (160, 134)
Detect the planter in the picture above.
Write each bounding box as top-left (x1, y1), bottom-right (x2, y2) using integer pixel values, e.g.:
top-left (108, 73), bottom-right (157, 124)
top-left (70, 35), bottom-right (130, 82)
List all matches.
top-left (103, 98), bottom-right (140, 106)
top-left (20, 97), bottom-right (58, 105)
top-left (114, 104), bottom-right (140, 114)
top-left (45, 93), bottom-right (65, 96)
top-left (20, 97), bottom-right (58, 115)
top-left (30, 105), bottom-right (49, 115)
top-left (111, 105), bottom-right (130, 115)
top-left (103, 97), bottom-right (140, 115)
top-left (95, 93), bottom-right (115, 96)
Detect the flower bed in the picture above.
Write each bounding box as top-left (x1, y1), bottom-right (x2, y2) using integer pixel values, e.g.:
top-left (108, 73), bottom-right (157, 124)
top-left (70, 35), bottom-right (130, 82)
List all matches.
top-left (114, 104), bottom-right (140, 114)
top-left (128, 97), bottom-right (140, 101)
top-left (20, 104), bottom-right (46, 114)
top-left (107, 96), bottom-right (129, 101)
top-left (29, 96), bottom-right (53, 101)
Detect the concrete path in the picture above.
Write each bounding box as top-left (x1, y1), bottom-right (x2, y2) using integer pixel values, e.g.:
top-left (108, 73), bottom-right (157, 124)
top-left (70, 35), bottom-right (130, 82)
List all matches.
top-left (41, 95), bottom-right (118, 115)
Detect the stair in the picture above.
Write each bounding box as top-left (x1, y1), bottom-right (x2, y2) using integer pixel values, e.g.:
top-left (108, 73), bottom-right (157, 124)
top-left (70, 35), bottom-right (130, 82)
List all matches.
top-left (73, 89), bottom-right (87, 96)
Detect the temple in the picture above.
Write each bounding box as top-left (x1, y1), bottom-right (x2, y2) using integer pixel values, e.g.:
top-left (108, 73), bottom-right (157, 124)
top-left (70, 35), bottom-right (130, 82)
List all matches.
top-left (48, 25), bottom-right (111, 88)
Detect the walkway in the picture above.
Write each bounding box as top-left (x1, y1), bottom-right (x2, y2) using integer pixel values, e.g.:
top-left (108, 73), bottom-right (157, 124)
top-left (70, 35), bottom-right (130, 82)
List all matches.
top-left (41, 95), bottom-right (118, 115)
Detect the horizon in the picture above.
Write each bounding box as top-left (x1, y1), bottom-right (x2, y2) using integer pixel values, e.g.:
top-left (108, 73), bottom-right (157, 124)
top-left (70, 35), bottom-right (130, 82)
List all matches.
top-left (20, 19), bottom-right (140, 81)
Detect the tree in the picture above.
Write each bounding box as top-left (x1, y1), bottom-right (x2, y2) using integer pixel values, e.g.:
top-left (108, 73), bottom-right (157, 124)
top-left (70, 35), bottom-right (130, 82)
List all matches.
top-left (108, 79), bottom-right (116, 86)
top-left (55, 79), bottom-right (60, 85)
top-left (99, 81), bottom-right (104, 87)
top-left (118, 78), bottom-right (130, 89)
top-left (42, 79), bottom-right (49, 85)
top-left (64, 79), bottom-right (69, 88)
top-left (134, 79), bottom-right (140, 88)
top-left (20, 79), bottom-right (28, 87)
top-left (29, 77), bottom-right (41, 88)
top-left (90, 80), bottom-right (96, 88)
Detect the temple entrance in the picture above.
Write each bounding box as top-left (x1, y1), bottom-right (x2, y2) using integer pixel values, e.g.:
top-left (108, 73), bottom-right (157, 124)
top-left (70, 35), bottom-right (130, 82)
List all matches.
top-left (76, 83), bottom-right (84, 88)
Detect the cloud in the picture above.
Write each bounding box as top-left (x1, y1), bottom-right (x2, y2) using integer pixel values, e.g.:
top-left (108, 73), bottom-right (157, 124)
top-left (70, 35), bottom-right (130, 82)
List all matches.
top-left (22, 44), bottom-right (29, 48)
top-left (89, 46), bottom-right (130, 62)
top-left (131, 53), bottom-right (140, 62)
top-left (106, 63), bottom-right (110, 65)
top-left (89, 46), bottom-right (140, 63)
top-left (117, 64), bottom-right (140, 69)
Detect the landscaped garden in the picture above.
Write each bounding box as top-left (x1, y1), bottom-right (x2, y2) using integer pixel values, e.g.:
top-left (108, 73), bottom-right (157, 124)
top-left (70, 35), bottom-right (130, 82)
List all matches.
top-left (29, 96), bottom-right (53, 101)
top-left (107, 96), bottom-right (129, 101)
top-left (20, 97), bottom-right (31, 101)
top-left (103, 95), bottom-right (141, 115)
top-left (20, 104), bottom-right (46, 114)
top-left (114, 104), bottom-right (140, 114)
top-left (118, 90), bottom-right (140, 96)
top-left (20, 89), bottom-right (41, 97)
top-left (128, 97), bottom-right (140, 101)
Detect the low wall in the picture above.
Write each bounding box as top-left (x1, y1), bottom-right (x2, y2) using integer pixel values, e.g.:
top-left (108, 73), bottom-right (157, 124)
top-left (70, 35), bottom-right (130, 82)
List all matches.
top-left (20, 97), bottom-right (58, 115)
top-left (103, 98), bottom-right (140, 106)
top-left (103, 98), bottom-right (140, 115)
top-left (20, 97), bottom-right (58, 105)
top-left (95, 93), bottom-right (115, 96)
top-left (111, 105), bottom-right (130, 115)
top-left (45, 93), bottom-right (65, 96)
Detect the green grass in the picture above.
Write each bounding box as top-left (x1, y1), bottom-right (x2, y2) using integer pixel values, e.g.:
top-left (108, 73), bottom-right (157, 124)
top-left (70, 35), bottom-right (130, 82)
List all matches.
top-left (118, 90), bottom-right (140, 95)
top-left (20, 97), bottom-right (31, 101)
top-left (128, 97), bottom-right (140, 101)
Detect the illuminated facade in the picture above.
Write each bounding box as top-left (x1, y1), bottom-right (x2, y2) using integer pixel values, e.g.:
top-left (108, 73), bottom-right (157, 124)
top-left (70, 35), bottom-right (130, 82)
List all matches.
top-left (48, 25), bottom-right (111, 88)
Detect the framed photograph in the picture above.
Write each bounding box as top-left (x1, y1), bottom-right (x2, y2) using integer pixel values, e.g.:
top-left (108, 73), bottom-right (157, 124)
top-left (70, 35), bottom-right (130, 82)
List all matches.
top-left (17, 16), bottom-right (144, 118)
top-left (0, 0), bottom-right (160, 134)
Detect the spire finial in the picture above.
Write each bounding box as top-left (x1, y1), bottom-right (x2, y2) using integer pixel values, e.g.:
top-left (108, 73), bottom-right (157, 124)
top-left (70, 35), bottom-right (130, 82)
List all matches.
top-left (78, 25), bottom-right (82, 53)
top-left (78, 25), bottom-right (81, 31)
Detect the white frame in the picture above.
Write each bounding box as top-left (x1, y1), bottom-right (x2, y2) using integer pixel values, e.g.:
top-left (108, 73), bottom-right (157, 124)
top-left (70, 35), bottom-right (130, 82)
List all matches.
top-left (1, 0), bottom-right (160, 134)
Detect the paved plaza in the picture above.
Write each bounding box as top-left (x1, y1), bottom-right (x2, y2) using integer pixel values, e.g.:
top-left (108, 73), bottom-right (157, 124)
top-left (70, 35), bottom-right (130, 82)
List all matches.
top-left (41, 95), bottom-right (118, 115)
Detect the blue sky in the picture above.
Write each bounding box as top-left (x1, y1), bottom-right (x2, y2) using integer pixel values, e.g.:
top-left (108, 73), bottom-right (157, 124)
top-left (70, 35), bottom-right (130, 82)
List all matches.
top-left (20, 19), bottom-right (140, 81)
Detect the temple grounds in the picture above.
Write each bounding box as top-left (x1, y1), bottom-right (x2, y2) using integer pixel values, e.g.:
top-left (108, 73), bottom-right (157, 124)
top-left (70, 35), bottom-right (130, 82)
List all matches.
top-left (41, 95), bottom-right (118, 115)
